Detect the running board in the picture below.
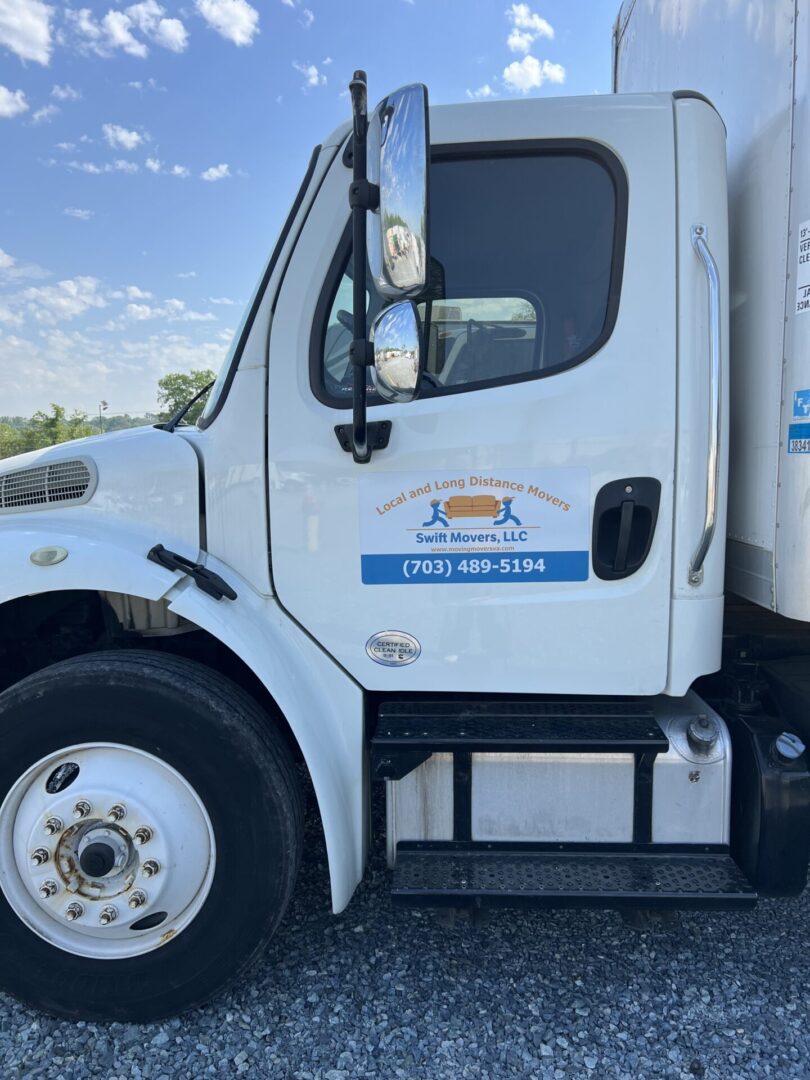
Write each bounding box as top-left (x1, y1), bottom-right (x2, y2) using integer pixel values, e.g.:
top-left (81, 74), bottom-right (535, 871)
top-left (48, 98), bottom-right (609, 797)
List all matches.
top-left (372, 700), bottom-right (667, 780)
top-left (392, 848), bottom-right (757, 910)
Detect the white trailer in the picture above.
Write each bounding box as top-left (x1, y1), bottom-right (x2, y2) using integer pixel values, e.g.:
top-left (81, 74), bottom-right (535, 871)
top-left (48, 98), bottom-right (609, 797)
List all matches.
top-left (0, 9), bottom-right (808, 1021)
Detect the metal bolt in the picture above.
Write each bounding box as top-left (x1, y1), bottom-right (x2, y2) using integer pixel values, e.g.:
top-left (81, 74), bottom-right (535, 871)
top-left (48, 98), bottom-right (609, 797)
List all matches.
top-left (73, 800), bottom-right (92, 819)
top-left (133, 827), bottom-right (153, 846)
top-left (99, 905), bottom-right (118, 926)
top-left (65, 902), bottom-right (84, 922)
top-left (689, 770), bottom-right (701, 783)
top-left (128, 889), bottom-right (147, 910)
top-left (141, 859), bottom-right (160, 879)
top-left (107, 804), bottom-right (126, 822)
top-left (44, 816), bottom-right (63, 836)
top-left (38, 880), bottom-right (59, 899)
top-left (31, 847), bottom-right (50, 867)
top-left (687, 713), bottom-right (720, 753)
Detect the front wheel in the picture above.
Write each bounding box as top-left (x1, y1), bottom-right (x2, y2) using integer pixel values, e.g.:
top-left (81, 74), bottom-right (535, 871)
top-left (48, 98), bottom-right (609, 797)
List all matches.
top-left (0, 650), bottom-right (303, 1021)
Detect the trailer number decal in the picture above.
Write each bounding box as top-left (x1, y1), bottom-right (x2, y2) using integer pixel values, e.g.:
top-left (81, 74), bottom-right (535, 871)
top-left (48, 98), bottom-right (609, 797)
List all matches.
top-left (797, 220), bottom-right (810, 316)
top-left (359, 468), bottom-right (589, 584)
top-left (788, 423), bottom-right (810, 454)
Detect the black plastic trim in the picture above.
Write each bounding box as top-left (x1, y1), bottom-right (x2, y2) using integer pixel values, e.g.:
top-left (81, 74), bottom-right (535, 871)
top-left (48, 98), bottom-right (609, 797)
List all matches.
top-left (198, 144), bottom-right (323, 430)
top-left (310, 138), bottom-right (629, 409)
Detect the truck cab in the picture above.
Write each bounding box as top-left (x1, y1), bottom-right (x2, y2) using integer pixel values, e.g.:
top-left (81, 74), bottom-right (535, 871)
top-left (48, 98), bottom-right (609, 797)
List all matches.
top-left (0, 37), bottom-right (808, 1022)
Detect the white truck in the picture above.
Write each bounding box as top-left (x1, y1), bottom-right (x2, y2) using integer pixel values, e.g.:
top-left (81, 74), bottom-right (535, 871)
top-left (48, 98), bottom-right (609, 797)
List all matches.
top-left (0, 0), bottom-right (809, 1022)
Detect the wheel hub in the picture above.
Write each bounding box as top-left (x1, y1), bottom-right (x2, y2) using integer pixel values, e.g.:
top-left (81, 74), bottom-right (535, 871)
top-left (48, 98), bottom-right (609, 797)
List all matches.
top-left (0, 743), bottom-right (215, 960)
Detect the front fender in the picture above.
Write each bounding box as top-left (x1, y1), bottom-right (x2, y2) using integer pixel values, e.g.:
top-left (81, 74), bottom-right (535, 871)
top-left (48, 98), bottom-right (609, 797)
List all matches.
top-left (167, 557), bottom-right (366, 914)
top-left (0, 527), bottom-right (366, 914)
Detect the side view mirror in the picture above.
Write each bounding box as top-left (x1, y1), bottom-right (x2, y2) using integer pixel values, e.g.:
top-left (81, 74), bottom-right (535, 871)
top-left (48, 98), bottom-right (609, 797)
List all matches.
top-left (371, 302), bottom-right (424, 403)
top-left (367, 84), bottom-right (430, 298)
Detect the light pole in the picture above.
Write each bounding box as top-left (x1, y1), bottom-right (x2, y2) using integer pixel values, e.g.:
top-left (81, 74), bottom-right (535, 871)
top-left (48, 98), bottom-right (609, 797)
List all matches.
top-left (98, 400), bottom-right (108, 434)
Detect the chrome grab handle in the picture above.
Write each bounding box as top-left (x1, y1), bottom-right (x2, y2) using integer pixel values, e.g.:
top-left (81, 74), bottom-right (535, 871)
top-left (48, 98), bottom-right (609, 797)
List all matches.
top-left (688, 224), bottom-right (721, 586)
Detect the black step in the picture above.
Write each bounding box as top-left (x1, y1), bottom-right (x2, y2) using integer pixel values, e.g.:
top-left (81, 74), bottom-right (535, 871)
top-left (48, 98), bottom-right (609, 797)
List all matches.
top-left (372, 701), bottom-right (667, 779)
top-left (392, 848), bottom-right (757, 910)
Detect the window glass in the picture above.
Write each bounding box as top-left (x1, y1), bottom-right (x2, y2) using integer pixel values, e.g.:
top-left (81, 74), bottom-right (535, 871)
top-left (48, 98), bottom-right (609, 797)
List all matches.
top-left (318, 150), bottom-right (620, 400)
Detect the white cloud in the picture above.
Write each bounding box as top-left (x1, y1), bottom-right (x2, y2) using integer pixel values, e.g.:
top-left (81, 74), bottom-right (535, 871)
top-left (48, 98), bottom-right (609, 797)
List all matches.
top-left (32, 103), bottom-right (59, 124)
top-left (102, 123), bottom-right (145, 150)
top-left (66, 3), bottom-right (188, 59)
top-left (503, 55), bottom-right (565, 94)
top-left (65, 158), bottom-right (141, 175)
top-left (170, 164), bottom-right (189, 177)
top-left (300, 7), bottom-right (314, 28)
top-left (177, 270), bottom-right (197, 278)
top-left (209, 296), bottom-right (235, 305)
top-left (0, 248), bottom-right (48, 283)
top-left (52, 83), bottom-right (81, 102)
top-left (145, 156), bottom-right (162, 172)
top-left (195, 0), bottom-right (258, 46)
top-left (0, 0), bottom-right (53, 65)
top-left (0, 86), bottom-right (29, 119)
top-left (507, 4), bottom-right (553, 40)
top-left (466, 83), bottom-right (497, 100)
top-left (121, 297), bottom-right (215, 323)
top-left (201, 162), bottom-right (230, 181)
top-left (293, 60), bottom-right (326, 89)
top-left (64, 207), bottom-right (93, 220)
top-left (55, 141), bottom-right (75, 151)
top-left (126, 285), bottom-right (152, 299)
top-left (18, 276), bottom-right (107, 324)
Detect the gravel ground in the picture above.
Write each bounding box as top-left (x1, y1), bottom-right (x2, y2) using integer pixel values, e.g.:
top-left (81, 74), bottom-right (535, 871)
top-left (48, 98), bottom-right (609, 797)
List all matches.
top-left (2, 786), bottom-right (809, 1080)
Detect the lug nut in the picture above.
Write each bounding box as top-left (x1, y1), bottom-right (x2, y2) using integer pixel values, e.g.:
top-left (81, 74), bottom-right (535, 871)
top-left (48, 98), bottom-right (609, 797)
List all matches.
top-left (31, 847), bottom-right (50, 867)
top-left (128, 889), bottom-right (147, 910)
top-left (133, 827), bottom-right (153, 846)
top-left (73, 800), bottom-right (92, 819)
top-left (65, 902), bottom-right (84, 922)
top-left (99, 905), bottom-right (118, 926)
top-left (141, 859), bottom-right (160, 879)
top-left (38, 880), bottom-right (59, 899)
top-left (107, 804), bottom-right (126, 822)
top-left (44, 816), bottom-right (63, 836)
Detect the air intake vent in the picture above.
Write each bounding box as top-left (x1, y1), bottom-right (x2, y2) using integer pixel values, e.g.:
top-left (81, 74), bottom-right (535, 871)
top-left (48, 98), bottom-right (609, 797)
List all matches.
top-left (0, 458), bottom-right (96, 514)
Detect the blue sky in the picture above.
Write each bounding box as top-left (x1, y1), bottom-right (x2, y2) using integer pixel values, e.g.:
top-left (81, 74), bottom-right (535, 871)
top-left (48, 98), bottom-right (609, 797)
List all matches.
top-left (1, 1), bottom-right (619, 417)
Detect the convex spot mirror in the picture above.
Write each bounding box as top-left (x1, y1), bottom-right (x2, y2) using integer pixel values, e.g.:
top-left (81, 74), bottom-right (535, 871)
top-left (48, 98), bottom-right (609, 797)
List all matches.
top-left (367, 83), bottom-right (430, 299)
top-left (371, 301), bottom-right (424, 403)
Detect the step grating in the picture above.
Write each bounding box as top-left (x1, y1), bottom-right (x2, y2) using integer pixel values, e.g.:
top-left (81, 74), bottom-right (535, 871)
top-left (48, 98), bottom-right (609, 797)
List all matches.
top-left (392, 849), bottom-right (756, 909)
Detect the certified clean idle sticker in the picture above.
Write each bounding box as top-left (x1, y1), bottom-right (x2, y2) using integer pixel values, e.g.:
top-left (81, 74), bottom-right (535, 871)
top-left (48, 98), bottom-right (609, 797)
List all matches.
top-left (366, 631), bottom-right (421, 666)
top-left (359, 468), bottom-right (589, 585)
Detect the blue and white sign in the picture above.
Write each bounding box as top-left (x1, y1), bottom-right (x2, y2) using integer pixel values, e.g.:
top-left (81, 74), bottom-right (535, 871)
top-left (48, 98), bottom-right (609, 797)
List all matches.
top-left (788, 422), bottom-right (810, 454)
top-left (793, 389), bottom-right (810, 418)
top-left (359, 468), bottom-right (590, 584)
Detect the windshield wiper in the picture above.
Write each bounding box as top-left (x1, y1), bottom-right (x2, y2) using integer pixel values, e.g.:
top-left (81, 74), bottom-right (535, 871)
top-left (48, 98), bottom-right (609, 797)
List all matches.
top-left (157, 380), bottom-right (215, 434)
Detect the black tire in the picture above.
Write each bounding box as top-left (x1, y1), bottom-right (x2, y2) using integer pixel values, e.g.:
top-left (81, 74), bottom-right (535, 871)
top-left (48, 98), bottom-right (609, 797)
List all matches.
top-left (0, 650), bottom-right (303, 1022)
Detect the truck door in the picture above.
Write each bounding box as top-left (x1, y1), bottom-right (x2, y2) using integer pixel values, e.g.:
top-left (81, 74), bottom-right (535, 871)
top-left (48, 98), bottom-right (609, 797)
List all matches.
top-left (266, 96), bottom-right (678, 695)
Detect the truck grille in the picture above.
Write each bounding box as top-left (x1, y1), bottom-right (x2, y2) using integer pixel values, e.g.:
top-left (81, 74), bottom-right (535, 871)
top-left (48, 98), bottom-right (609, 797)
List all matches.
top-left (0, 458), bottom-right (96, 513)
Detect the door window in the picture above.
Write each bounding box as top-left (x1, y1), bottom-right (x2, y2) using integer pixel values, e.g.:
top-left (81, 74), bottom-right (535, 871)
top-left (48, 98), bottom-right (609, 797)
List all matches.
top-left (315, 145), bottom-right (626, 403)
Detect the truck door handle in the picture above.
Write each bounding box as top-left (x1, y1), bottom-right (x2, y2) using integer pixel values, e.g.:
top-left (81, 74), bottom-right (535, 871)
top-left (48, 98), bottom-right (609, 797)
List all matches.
top-left (592, 477), bottom-right (661, 580)
top-left (688, 224), bottom-right (722, 586)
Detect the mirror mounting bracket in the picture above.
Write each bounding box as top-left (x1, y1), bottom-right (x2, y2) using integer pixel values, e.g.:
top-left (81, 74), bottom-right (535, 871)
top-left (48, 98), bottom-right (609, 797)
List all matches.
top-left (334, 420), bottom-right (392, 454)
top-left (349, 339), bottom-right (374, 367)
top-left (349, 179), bottom-right (380, 211)
top-left (348, 69), bottom-right (373, 464)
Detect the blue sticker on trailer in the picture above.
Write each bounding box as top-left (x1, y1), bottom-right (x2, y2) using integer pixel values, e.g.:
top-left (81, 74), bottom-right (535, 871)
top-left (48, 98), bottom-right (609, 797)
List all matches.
top-left (787, 423), bottom-right (810, 453)
top-left (793, 391), bottom-right (810, 418)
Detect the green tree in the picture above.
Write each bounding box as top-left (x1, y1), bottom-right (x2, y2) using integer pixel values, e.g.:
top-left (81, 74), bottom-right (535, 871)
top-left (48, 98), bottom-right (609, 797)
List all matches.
top-left (0, 405), bottom-right (95, 461)
top-left (156, 369), bottom-right (216, 425)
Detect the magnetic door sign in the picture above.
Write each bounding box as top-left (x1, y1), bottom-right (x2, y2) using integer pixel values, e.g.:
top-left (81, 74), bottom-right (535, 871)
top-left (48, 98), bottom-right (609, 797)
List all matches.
top-left (359, 468), bottom-right (590, 584)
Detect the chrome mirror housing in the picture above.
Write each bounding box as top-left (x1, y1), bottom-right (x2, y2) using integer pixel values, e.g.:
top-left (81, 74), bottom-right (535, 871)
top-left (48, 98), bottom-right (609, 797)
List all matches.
top-left (371, 301), bottom-right (423, 403)
top-left (367, 84), bottom-right (430, 298)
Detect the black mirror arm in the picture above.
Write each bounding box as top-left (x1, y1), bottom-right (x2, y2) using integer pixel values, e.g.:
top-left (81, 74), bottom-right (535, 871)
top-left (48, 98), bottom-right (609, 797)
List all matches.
top-left (348, 69), bottom-right (375, 465)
